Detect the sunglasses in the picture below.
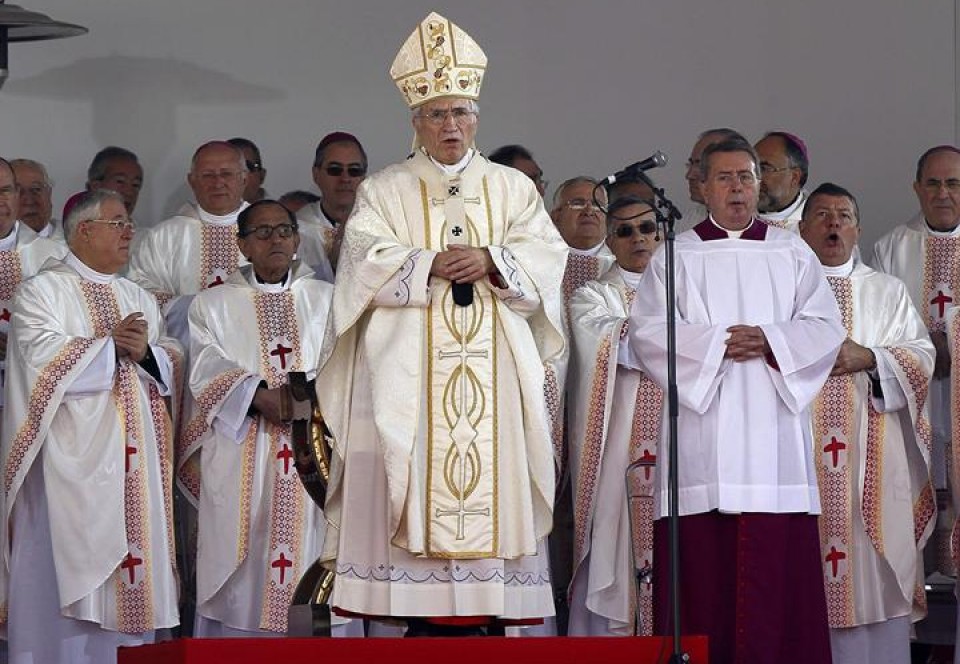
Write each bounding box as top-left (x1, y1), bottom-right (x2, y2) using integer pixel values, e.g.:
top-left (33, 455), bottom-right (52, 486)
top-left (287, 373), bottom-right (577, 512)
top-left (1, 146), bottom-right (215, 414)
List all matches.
top-left (613, 221), bottom-right (657, 238)
top-left (245, 160), bottom-right (263, 173)
top-left (325, 164), bottom-right (366, 178)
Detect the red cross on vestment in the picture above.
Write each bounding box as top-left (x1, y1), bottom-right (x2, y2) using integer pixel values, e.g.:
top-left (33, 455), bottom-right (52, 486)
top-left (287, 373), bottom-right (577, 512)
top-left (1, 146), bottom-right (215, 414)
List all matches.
top-left (270, 342), bottom-right (293, 370)
top-left (825, 545), bottom-right (846, 578)
top-left (125, 443), bottom-right (137, 473)
top-left (120, 552), bottom-right (143, 585)
top-left (931, 289), bottom-right (953, 319)
top-left (272, 551), bottom-right (293, 585)
top-left (276, 443), bottom-right (294, 475)
top-left (207, 274), bottom-right (225, 288)
top-left (0, 308), bottom-right (9, 323)
top-left (823, 436), bottom-right (846, 468)
top-left (638, 449), bottom-right (656, 480)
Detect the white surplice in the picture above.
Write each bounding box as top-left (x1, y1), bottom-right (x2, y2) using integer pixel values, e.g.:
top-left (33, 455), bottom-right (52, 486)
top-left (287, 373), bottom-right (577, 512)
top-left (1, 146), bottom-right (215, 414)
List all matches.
top-left (812, 259), bottom-right (935, 663)
top-left (186, 262), bottom-right (346, 636)
top-left (318, 149), bottom-right (567, 620)
top-left (567, 265), bottom-right (662, 636)
top-left (625, 220), bottom-right (845, 517)
top-left (1, 254), bottom-right (181, 663)
top-left (296, 200), bottom-right (338, 262)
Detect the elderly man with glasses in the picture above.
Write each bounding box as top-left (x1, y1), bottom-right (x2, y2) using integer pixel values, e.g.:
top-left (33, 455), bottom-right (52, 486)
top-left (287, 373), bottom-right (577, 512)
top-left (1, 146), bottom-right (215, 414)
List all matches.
top-left (10, 158), bottom-right (61, 240)
top-left (1, 189), bottom-right (182, 663)
top-left (625, 136), bottom-right (844, 663)
top-left (317, 12), bottom-right (566, 636)
top-left (297, 131), bottom-right (368, 269)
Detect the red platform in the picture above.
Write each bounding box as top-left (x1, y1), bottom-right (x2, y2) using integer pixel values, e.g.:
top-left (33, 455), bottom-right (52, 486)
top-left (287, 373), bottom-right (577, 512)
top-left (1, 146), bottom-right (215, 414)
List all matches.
top-left (119, 636), bottom-right (708, 664)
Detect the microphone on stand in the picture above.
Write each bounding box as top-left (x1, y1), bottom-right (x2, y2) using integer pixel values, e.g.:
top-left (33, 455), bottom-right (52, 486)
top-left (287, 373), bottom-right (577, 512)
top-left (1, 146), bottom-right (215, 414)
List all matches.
top-left (603, 150), bottom-right (668, 186)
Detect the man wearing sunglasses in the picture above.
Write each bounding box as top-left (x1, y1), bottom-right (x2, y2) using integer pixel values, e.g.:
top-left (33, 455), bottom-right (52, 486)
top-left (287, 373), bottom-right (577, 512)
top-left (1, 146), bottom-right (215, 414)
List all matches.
top-left (297, 132), bottom-right (368, 269)
top-left (567, 196), bottom-right (663, 636)
top-left (317, 12), bottom-right (566, 636)
top-left (626, 137), bottom-right (844, 663)
top-left (228, 137), bottom-right (269, 204)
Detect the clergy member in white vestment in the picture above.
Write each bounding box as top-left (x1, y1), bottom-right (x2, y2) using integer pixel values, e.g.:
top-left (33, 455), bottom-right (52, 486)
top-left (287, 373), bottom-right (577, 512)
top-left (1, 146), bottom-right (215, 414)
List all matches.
top-left (799, 183), bottom-right (935, 664)
top-left (625, 138), bottom-right (845, 664)
top-left (186, 200), bottom-right (361, 638)
top-left (317, 12), bottom-right (567, 636)
top-left (680, 128), bottom-right (747, 233)
top-left (567, 196), bottom-right (663, 636)
top-left (296, 131), bottom-right (368, 270)
top-left (870, 146), bottom-right (960, 586)
top-left (0, 157), bottom-right (68, 425)
top-left (755, 131), bottom-right (809, 233)
top-left (0, 189), bottom-right (181, 664)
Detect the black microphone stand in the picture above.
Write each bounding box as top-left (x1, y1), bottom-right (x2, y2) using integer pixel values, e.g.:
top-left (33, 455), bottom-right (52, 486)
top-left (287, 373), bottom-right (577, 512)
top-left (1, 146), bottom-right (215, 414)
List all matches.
top-left (608, 172), bottom-right (688, 664)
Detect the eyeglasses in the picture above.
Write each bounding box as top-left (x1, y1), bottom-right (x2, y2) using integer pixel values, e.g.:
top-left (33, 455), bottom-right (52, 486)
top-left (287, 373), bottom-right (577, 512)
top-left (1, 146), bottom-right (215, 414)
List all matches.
top-left (324, 164), bottom-right (366, 178)
top-left (85, 218), bottom-right (136, 232)
top-left (711, 172), bottom-right (758, 187)
top-left (921, 178), bottom-right (960, 193)
top-left (613, 221), bottom-right (658, 238)
top-left (563, 198), bottom-right (603, 212)
top-left (0, 185), bottom-right (19, 198)
top-left (245, 160), bottom-right (264, 173)
top-left (197, 170), bottom-right (244, 183)
top-left (20, 184), bottom-right (51, 197)
top-left (239, 223), bottom-right (298, 240)
top-left (417, 107), bottom-right (478, 126)
top-left (759, 163), bottom-right (794, 175)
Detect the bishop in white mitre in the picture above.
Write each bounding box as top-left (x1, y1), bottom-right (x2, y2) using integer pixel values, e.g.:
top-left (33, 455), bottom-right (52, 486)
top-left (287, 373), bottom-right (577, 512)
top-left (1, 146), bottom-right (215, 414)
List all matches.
top-left (566, 196), bottom-right (663, 636)
top-left (801, 183), bottom-right (935, 664)
top-left (1, 190), bottom-right (180, 664)
top-left (317, 13), bottom-right (566, 634)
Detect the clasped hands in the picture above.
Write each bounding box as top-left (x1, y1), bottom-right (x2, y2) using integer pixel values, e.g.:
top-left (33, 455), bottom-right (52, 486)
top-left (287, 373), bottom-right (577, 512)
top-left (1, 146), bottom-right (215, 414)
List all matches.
top-left (430, 245), bottom-right (494, 283)
top-left (724, 325), bottom-right (875, 376)
top-left (112, 312), bottom-right (149, 363)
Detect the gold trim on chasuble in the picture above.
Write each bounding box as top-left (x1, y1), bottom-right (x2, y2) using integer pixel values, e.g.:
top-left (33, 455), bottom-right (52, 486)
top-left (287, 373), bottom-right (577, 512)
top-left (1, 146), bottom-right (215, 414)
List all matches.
top-left (422, 174), bottom-right (499, 558)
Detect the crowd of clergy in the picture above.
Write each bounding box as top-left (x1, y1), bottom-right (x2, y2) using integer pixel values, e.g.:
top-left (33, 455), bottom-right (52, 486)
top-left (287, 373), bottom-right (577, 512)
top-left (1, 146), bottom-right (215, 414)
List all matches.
top-left (0, 10), bottom-right (957, 664)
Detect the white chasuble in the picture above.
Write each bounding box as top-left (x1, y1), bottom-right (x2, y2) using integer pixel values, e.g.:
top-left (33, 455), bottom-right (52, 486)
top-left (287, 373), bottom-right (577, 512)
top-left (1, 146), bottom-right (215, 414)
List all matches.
top-left (813, 262), bottom-right (934, 629)
top-left (567, 266), bottom-right (662, 636)
top-left (318, 150), bottom-right (566, 619)
top-left (1, 257), bottom-right (180, 638)
top-left (186, 263), bottom-right (332, 633)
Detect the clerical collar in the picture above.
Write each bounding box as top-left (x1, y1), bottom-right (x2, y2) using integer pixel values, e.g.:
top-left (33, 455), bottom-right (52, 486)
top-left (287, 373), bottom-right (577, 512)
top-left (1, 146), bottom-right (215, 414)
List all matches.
top-left (763, 190), bottom-right (806, 222)
top-left (66, 251), bottom-right (116, 283)
top-left (924, 219), bottom-right (960, 237)
top-left (709, 214), bottom-right (754, 238)
top-left (570, 240), bottom-right (607, 257)
top-left (197, 201), bottom-right (250, 226)
top-left (427, 148), bottom-right (475, 175)
top-left (36, 222), bottom-right (53, 239)
top-left (618, 265), bottom-right (644, 288)
top-left (0, 221), bottom-right (19, 251)
top-left (318, 199), bottom-right (339, 227)
top-left (821, 256), bottom-right (855, 278)
top-left (251, 269), bottom-right (292, 292)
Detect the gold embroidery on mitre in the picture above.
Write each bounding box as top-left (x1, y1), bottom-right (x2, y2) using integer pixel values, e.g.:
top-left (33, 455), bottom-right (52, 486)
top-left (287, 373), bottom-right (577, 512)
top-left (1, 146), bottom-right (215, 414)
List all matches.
top-left (390, 12), bottom-right (487, 108)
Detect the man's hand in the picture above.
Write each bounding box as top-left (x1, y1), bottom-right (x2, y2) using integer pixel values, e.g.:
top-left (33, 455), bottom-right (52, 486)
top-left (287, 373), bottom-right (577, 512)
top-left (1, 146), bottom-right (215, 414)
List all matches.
top-left (430, 245), bottom-right (494, 284)
top-left (252, 386), bottom-right (289, 425)
top-left (931, 330), bottom-right (951, 378)
top-left (113, 312), bottom-right (148, 363)
top-left (830, 338), bottom-right (876, 376)
top-left (724, 325), bottom-right (771, 362)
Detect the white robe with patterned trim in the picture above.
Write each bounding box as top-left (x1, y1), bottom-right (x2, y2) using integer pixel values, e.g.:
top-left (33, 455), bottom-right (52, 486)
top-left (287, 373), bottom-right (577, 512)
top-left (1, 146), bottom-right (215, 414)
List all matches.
top-left (318, 149), bottom-right (566, 619)
top-left (1, 256), bottom-right (180, 662)
top-left (567, 266), bottom-right (662, 636)
top-left (811, 261), bottom-right (934, 653)
top-left (186, 263), bottom-right (341, 635)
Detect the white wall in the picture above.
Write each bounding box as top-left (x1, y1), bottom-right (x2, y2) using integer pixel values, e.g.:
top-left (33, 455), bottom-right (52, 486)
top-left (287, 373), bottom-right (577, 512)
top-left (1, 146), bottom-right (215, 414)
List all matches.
top-left (0, 0), bottom-right (954, 252)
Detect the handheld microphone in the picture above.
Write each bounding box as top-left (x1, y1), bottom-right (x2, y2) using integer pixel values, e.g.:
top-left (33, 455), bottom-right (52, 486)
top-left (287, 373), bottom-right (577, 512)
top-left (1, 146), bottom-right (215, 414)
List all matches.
top-left (604, 151), bottom-right (668, 185)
